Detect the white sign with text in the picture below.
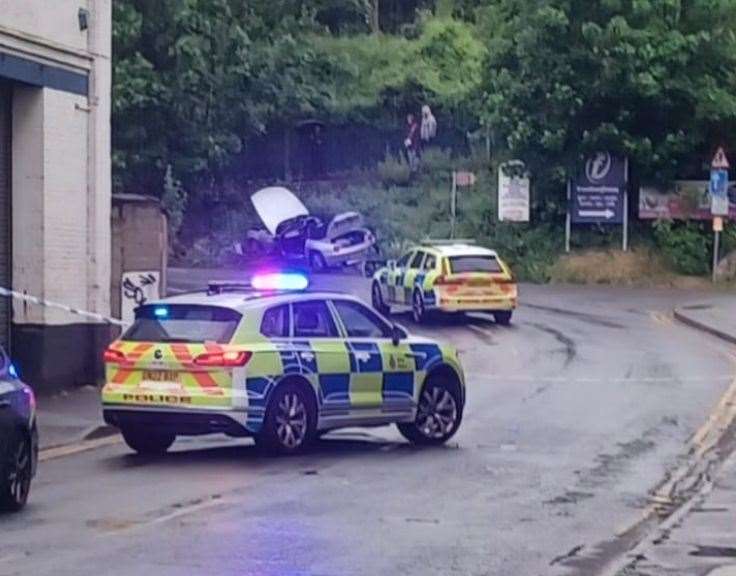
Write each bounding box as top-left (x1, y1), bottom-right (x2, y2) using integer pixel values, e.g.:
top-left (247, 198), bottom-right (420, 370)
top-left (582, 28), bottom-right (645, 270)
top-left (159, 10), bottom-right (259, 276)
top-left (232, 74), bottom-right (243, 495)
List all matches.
top-left (498, 163), bottom-right (530, 222)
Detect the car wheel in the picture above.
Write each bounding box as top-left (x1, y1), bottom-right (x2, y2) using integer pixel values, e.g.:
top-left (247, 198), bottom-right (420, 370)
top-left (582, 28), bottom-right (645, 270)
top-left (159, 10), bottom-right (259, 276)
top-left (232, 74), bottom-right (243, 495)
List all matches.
top-left (412, 289), bottom-right (426, 324)
top-left (362, 260), bottom-right (377, 278)
top-left (397, 376), bottom-right (463, 446)
top-left (256, 382), bottom-right (316, 455)
top-left (309, 251), bottom-right (327, 271)
top-left (494, 311), bottom-right (513, 326)
top-left (121, 427), bottom-right (175, 455)
top-left (0, 430), bottom-right (33, 512)
top-left (372, 281), bottom-right (390, 316)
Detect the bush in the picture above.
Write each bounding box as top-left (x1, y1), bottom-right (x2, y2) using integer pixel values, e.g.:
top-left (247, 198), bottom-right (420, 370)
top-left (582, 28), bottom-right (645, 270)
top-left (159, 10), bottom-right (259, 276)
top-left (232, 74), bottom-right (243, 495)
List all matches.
top-left (652, 220), bottom-right (711, 276)
top-left (377, 155), bottom-right (411, 188)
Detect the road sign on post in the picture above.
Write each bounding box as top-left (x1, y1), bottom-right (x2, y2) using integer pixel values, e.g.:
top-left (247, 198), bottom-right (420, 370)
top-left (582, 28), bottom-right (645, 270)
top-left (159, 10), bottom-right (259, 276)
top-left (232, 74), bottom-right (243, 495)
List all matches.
top-left (710, 169), bottom-right (729, 217)
top-left (710, 148), bottom-right (730, 282)
top-left (450, 171), bottom-right (476, 238)
top-left (571, 153), bottom-right (626, 224)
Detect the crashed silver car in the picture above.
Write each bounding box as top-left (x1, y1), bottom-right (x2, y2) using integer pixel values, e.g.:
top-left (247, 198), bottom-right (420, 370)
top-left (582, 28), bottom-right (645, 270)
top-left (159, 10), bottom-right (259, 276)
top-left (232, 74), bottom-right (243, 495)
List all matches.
top-left (246, 186), bottom-right (377, 270)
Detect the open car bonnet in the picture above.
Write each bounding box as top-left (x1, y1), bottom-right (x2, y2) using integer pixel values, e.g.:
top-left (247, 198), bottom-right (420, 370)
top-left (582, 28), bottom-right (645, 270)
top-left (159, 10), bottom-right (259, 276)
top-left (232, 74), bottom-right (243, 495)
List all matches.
top-left (250, 187), bottom-right (309, 235)
top-left (326, 211), bottom-right (365, 239)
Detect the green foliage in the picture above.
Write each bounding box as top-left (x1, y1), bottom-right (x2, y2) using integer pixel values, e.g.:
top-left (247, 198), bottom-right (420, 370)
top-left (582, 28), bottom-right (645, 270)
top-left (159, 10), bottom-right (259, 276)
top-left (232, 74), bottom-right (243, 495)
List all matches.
top-left (312, 17), bottom-right (485, 127)
top-left (652, 220), bottom-right (712, 275)
top-left (482, 0), bottom-right (736, 198)
top-left (161, 165), bottom-right (187, 236)
top-left (377, 155), bottom-right (412, 187)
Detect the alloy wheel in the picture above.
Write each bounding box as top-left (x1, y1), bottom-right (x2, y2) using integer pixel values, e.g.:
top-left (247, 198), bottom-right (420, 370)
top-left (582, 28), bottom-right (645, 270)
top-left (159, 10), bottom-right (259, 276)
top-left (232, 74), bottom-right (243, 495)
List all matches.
top-left (275, 393), bottom-right (308, 449)
top-left (416, 386), bottom-right (458, 439)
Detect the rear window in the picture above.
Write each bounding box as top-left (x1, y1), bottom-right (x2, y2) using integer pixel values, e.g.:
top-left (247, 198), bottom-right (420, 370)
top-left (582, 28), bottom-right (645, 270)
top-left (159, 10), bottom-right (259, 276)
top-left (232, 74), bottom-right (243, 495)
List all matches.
top-left (448, 255), bottom-right (503, 274)
top-left (123, 305), bottom-right (242, 344)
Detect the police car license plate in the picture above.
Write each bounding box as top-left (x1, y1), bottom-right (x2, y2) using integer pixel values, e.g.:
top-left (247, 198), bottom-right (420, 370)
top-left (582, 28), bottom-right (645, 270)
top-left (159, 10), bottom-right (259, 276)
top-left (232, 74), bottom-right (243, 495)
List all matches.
top-left (142, 370), bottom-right (180, 383)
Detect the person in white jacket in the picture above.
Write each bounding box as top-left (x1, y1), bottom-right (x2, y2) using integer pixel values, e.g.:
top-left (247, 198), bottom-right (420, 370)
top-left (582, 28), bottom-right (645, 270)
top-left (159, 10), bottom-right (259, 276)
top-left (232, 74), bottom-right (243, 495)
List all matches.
top-left (420, 105), bottom-right (437, 145)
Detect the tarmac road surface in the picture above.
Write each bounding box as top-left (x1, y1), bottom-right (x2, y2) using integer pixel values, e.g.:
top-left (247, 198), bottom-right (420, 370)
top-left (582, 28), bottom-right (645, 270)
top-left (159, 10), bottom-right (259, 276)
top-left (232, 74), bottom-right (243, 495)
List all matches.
top-left (1, 270), bottom-right (734, 576)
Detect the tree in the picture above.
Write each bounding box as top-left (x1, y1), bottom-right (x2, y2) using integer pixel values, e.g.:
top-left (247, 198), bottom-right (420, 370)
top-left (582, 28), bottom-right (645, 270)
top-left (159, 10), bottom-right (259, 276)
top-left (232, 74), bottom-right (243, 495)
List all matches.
top-left (482, 0), bottom-right (736, 203)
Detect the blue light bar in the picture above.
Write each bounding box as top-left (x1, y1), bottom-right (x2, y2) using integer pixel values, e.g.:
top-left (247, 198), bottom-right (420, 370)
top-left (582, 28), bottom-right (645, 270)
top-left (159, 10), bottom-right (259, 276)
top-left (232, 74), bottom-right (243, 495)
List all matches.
top-left (8, 363), bottom-right (18, 379)
top-left (251, 272), bottom-right (309, 291)
top-left (154, 307), bottom-right (169, 318)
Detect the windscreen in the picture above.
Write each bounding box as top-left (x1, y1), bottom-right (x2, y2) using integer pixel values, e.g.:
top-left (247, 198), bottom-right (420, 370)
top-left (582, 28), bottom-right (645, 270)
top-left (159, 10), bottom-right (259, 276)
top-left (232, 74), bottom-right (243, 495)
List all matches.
top-left (123, 305), bottom-right (242, 344)
top-left (448, 255), bottom-right (503, 274)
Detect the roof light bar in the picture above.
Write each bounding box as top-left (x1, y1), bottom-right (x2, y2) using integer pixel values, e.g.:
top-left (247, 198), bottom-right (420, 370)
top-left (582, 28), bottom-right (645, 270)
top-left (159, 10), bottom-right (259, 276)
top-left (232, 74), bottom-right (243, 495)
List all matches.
top-left (251, 272), bottom-right (309, 291)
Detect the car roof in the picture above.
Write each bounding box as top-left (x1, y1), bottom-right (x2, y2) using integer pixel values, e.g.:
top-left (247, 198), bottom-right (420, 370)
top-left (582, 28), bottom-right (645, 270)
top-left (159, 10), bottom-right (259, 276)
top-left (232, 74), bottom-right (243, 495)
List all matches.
top-left (417, 243), bottom-right (499, 258)
top-left (146, 290), bottom-right (364, 314)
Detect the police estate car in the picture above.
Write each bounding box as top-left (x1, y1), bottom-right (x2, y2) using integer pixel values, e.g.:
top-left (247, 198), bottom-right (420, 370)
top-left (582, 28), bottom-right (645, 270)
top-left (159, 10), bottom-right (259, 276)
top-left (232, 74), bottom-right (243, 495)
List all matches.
top-left (102, 274), bottom-right (465, 455)
top-left (371, 242), bottom-right (517, 324)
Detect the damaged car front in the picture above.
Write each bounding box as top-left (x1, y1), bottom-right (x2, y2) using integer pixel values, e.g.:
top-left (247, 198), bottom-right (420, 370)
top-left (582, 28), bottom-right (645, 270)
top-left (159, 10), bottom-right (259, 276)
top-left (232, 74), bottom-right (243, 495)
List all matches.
top-left (248, 186), bottom-right (377, 269)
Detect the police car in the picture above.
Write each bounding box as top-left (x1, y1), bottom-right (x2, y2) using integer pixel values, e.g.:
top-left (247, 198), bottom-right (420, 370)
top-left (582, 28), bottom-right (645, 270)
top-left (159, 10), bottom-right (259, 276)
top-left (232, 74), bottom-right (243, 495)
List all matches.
top-left (371, 241), bottom-right (517, 324)
top-left (102, 273), bottom-right (465, 455)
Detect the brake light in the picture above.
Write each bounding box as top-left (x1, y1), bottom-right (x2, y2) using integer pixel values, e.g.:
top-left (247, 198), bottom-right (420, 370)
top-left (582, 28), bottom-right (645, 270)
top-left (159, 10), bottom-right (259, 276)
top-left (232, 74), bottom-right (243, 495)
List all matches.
top-left (103, 347), bottom-right (126, 364)
top-left (194, 350), bottom-right (252, 367)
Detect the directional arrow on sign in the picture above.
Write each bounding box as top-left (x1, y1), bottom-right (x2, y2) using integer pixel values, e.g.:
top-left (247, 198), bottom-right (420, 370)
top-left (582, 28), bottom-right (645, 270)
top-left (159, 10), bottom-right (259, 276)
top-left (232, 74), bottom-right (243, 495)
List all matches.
top-left (579, 209), bottom-right (615, 219)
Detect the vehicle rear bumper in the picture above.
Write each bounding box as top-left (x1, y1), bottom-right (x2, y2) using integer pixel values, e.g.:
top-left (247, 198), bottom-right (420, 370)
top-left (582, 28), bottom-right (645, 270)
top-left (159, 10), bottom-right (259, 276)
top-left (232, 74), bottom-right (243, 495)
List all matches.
top-left (103, 405), bottom-right (253, 437)
top-left (435, 296), bottom-right (517, 313)
top-left (324, 242), bottom-right (374, 266)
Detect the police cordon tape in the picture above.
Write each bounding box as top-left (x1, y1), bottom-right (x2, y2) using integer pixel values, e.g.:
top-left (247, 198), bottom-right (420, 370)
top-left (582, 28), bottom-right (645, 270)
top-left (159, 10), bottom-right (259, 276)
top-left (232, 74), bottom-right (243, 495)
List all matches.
top-left (0, 287), bottom-right (129, 327)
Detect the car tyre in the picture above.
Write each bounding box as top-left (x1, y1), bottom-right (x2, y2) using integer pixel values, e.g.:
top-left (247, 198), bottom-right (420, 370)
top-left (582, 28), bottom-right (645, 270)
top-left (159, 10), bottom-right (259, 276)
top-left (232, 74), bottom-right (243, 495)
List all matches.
top-left (412, 289), bottom-right (427, 324)
top-left (372, 281), bottom-right (390, 316)
top-left (309, 251), bottom-right (327, 271)
top-left (494, 311), bottom-right (513, 326)
top-left (121, 427), bottom-right (175, 455)
top-left (0, 430), bottom-right (33, 512)
top-left (397, 375), bottom-right (463, 446)
top-left (256, 382), bottom-right (316, 455)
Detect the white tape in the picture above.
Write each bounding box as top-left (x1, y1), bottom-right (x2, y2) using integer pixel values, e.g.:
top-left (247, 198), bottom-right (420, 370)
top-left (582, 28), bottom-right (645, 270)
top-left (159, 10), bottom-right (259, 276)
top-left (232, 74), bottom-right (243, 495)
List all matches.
top-left (0, 287), bottom-right (129, 327)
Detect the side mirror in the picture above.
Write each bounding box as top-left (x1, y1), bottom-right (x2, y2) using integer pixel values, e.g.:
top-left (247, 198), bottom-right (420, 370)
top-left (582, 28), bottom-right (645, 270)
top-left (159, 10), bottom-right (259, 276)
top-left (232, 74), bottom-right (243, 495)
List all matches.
top-left (388, 259), bottom-right (397, 271)
top-left (391, 324), bottom-right (407, 346)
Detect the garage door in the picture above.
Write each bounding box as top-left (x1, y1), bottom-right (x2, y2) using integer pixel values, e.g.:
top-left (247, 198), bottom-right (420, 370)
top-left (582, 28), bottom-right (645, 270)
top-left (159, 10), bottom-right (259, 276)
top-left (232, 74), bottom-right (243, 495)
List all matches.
top-left (0, 85), bottom-right (11, 349)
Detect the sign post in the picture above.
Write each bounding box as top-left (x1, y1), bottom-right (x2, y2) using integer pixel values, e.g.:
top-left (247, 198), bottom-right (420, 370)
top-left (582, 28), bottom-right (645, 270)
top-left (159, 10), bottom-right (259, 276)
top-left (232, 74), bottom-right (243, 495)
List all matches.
top-left (710, 147), bottom-right (730, 282)
top-left (623, 157), bottom-right (629, 252)
top-left (565, 179), bottom-right (571, 253)
top-left (450, 171), bottom-right (475, 239)
top-left (450, 171), bottom-right (457, 239)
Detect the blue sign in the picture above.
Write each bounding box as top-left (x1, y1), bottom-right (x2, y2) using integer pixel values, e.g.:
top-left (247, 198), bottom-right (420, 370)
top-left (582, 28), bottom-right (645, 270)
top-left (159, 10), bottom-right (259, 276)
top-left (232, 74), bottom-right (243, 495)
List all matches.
top-left (571, 152), bottom-right (626, 224)
top-left (710, 169), bottom-right (729, 216)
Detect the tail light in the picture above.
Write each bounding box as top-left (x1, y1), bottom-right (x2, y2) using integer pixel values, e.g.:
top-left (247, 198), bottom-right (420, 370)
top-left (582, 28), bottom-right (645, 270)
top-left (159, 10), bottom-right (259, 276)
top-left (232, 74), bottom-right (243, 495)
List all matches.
top-left (194, 350), bottom-right (252, 367)
top-left (103, 347), bottom-right (126, 364)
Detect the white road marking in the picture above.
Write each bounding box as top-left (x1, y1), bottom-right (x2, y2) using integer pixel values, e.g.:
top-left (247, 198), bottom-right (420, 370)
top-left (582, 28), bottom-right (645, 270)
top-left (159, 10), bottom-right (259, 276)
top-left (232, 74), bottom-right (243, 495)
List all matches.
top-left (466, 373), bottom-right (734, 384)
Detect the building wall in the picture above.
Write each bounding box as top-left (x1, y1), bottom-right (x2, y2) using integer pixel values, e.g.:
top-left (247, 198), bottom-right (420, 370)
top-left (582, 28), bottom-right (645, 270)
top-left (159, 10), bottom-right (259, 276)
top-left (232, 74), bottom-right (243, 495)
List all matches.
top-left (0, 0), bottom-right (91, 53)
top-left (0, 0), bottom-right (112, 390)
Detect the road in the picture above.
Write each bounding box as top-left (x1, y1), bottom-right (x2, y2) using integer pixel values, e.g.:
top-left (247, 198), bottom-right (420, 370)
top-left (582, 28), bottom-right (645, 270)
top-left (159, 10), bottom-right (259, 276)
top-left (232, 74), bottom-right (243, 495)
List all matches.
top-left (2, 269), bottom-right (735, 576)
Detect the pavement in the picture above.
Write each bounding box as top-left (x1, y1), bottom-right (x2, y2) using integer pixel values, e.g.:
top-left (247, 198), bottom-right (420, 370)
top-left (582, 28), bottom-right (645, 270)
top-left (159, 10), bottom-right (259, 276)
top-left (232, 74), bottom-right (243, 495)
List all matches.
top-left (618, 294), bottom-right (736, 576)
top-left (10, 274), bottom-right (736, 576)
top-left (35, 385), bottom-right (115, 452)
